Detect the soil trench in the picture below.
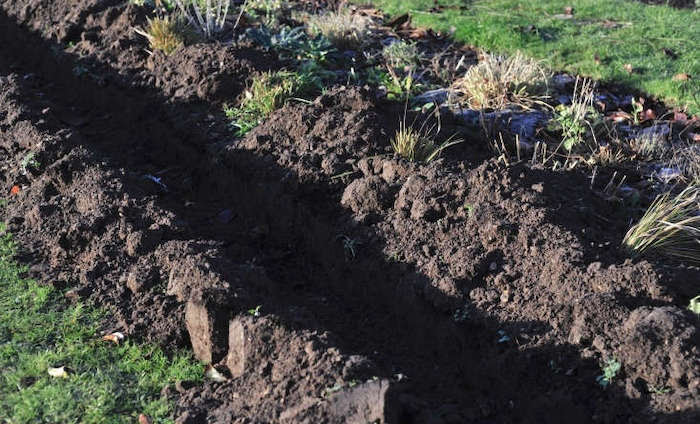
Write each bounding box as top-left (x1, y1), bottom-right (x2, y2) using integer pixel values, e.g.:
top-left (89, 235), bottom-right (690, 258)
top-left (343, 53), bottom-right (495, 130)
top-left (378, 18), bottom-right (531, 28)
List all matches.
top-left (0, 2), bottom-right (698, 423)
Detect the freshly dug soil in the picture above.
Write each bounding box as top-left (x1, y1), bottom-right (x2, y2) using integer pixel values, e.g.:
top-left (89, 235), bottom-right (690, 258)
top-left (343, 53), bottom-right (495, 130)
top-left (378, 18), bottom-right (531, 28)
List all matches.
top-left (0, 1), bottom-right (698, 423)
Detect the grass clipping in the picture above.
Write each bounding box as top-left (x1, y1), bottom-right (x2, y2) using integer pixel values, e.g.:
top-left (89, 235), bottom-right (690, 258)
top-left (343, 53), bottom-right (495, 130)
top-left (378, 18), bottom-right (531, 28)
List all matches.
top-left (451, 52), bottom-right (549, 110)
top-left (623, 185), bottom-right (700, 263)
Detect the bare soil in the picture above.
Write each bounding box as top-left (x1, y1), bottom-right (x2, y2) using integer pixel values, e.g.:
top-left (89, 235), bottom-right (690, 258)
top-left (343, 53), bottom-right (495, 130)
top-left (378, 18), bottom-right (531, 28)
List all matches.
top-left (0, 1), bottom-right (698, 423)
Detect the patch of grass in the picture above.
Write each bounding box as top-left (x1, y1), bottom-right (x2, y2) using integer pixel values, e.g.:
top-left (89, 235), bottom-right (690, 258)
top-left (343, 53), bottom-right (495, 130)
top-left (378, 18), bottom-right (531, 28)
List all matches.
top-left (360, 0), bottom-right (700, 114)
top-left (0, 223), bottom-right (202, 423)
top-left (623, 184), bottom-right (700, 263)
top-left (224, 70), bottom-right (321, 136)
top-left (451, 52), bottom-right (549, 110)
top-left (306, 7), bottom-right (372, 49)
top-left (135, 16), bottom-right (192, 55)
top-left (390, 108), bottom-right (463, 162)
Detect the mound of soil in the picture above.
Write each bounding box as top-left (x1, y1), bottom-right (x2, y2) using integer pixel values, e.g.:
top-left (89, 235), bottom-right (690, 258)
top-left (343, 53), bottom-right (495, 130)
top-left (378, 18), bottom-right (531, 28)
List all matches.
top-left (0, 1), bottom-right (698, 423)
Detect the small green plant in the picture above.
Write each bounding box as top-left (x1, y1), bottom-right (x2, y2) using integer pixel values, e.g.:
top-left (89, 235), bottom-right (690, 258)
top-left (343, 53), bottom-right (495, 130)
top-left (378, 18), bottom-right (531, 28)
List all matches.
top-left (337, 235), bottom-right (360, 260)
top-left (247, 305), bottom-right (261, 317)
top-left (383, 40), bottom-right (422, 71)
top-left (306, 8), bottom-right (371, 49)
top-left (623, 184), bottom-right (700, 263)
top-left (390, 108), bottom-right (463, 163)
top-left (224, 70), bottom-right (320, 136)
top-left (246, 0), bottom-right (285, 27)
top-left (688, 295), bottom-right (700, 315)
top-left (451, 52), bottom-right (549, 110)
top-left (20, 152), bottom-right (40, 175)
top-left (596, 358), bottom-right (621, 387)
top-left (550, 77), bottom-right (597, 151)
top-left (631, 97), bottom-right (644, 125)
top-left (134, 16), bottom-right (191, 55)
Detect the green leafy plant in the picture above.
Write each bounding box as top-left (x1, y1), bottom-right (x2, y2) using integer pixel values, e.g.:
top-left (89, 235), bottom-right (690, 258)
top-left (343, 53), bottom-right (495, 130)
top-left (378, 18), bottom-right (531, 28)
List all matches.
top-left (623, 184), bottom-right (700, 263)
top-left (247, 305), bottom-right (261, 317)
top-left (224, 70), bottom-right (320, 136)
top-left (20, 152), bottom-right (40, 175)
top-left (246, 0), bottom-right (285, 27)
top-left (451, 52), bottom-right (549, 110)
top-left (550, 77), bottom-right (597, 151)
top-left (390, 107), bottom-right (463, 163)
top-left (596, 358), bottom-right (621, 387)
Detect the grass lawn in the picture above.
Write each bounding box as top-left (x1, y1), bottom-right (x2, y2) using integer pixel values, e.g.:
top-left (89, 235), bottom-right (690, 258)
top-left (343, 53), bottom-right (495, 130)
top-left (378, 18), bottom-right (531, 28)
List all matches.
top-left (0, 223), bottom-right (202, 424)
top-left (359, 0), bottom-right (699, 114)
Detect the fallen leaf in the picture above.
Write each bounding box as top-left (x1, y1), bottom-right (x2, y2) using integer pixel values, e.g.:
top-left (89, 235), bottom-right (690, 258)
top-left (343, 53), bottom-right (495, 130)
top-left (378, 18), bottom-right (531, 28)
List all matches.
top-left (205, 365), bottom-right (228, 383)
top-left (564, 6), bottom-right (574, 15)
top-left (138, 414), bottom-right (152, 424)
top-left (623, 63), bottom-right (634, 74)
top-left (10, 185), bottom-right (20, 195)
top-left (642, 109), bottom-right (657, 121)
top-left (48, 366), bottom-right (69, 378)
top-left (608, 111), bottom-right (632, 123)
top-left (102, 332), bottom-right (125, 345)
top-left (673, 73), bottom-right (690, 81)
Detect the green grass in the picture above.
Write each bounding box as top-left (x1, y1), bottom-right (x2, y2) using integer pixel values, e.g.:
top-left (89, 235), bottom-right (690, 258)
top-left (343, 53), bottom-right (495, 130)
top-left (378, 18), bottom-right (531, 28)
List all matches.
top-left (0, 222), bottom-right (202, 423)
top-left (359, 0), bottom-right (699, 114)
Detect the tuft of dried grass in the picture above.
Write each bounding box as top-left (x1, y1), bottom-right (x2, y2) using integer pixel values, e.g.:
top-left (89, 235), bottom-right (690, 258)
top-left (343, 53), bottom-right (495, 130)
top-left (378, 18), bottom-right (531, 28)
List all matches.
top-left (623, 184), bottom-right (700, 263)
top-left (390, 107), bottom-right (463, 163)
top-left (134, 16), bottom-right (189, 55)
top-left (306, 8), bottom-right (372, 49)
top-left (451, 52), bottom-right (549, 110)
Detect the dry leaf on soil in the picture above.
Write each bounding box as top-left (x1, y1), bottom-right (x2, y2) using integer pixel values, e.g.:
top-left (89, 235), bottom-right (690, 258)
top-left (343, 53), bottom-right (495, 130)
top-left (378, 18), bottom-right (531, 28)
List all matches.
top-left (47, 366), bottom-right (69, 378)
top-left (102, 331), bottom-right (125, 344)
top-left (205, 364), bottom-right (228, 383)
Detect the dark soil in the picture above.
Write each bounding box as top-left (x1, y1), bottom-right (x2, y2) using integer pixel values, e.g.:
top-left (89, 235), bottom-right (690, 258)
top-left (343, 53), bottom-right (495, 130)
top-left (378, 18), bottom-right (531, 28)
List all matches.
top-left (0, 1), bottom-right (698, 423)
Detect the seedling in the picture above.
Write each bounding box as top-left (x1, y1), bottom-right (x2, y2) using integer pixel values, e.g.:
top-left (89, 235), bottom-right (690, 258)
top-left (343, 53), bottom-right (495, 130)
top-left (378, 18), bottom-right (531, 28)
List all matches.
top-left (337, 235), bottom-right (360, 260)
top-left (649, 385), bottom-right (671, 395)
top-left (688, 295), bottom-right (700, 315)
top-left (383, 40), bottom-right (422, 71)
top-left (247, 305), bottom-right (261, 317)
top-left (623, 184), bottom-right (700, 263)
top-left (496, 330), bottom-right (510, 343)
top-left (596, 358), bottom-right (621, 387)
top-left (20, 152), bottom-right (40, 175)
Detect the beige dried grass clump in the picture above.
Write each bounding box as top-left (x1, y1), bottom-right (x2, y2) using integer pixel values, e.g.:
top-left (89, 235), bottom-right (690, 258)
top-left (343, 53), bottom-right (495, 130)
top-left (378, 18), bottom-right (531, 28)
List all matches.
top-left (623, 184), bottom-right (700, 263)
top-left (306, 7), bottom-right (372, 49)
top-left (135, 16), bottom-right (189, 55)
top-left (451, 52), bottom-right (549, 110)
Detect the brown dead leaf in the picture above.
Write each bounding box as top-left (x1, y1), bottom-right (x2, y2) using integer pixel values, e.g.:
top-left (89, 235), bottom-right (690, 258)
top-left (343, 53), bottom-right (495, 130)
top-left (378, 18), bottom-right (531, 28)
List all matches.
top-left (10, 185), bottom-right (20, 195)
top-left (138, 414), bottom-right (152, 424)
top-left (642, 109), bottom-right (657, 121)
top-left (205, 364), bottom-right (228, 383)
top-left (608, 111), bottom-right (633, 123)
top-left (564, 6), bottom-right (574, 15)
top-left (623, 63), bottom-right (634, 74)
top-left (673, 73), bottom-right (691, 81)
top-left (102, 332), bottom-right (125, 345)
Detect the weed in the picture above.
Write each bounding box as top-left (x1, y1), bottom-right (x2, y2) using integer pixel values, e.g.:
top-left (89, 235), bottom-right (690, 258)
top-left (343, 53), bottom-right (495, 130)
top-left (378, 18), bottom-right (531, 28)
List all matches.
top-left (596, 358), bottom-right (621, 387)
top-left (247, 0), bottom-right (285, 27)
top-left (451, 52), bottom-right (549, 110)
top-left (337, 235), bottom-right (361, 260)
top-left (629, 126), bottom-right (669, 159)
top-left (224, 70), bottom-right (320, 136)
top-left (306, 8), bottom-right (372, 50)
top-left (689, 295), bottom-right (700, 315)
top-left (649, 385), bottom-right (672, 395)
top-left (550, 77), bottom-right (598, 151)
top-left (390, 107), bottom-right (463, 162)
top-left (134, 16), bottom-right (191, 55)
top-left (246, 26), bottom-right (336, 66)
top-left (174, 0), bottom-right (230, 38)
top-left (383, 40), bottom-right (422, 71)
top-left (19, 152), bottom-right (40, 175)
top-left (247, 305), bottom-right (261, 317)
top-left (623, 184), bottom-right (700, 263)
